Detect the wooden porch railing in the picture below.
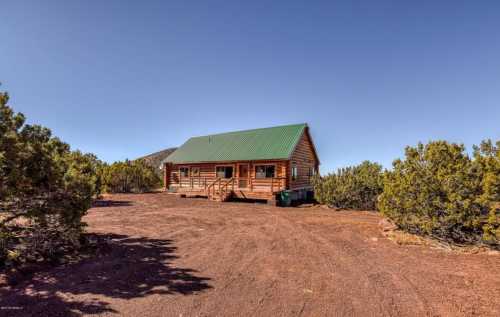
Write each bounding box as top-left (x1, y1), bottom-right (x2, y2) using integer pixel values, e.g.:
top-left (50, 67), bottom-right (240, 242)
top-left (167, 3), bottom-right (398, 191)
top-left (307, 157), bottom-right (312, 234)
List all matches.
top-left (178, 176), bottom-right (287, 193)
top-left (238, 177), bottom-right (287, 192)
top-left (178, 175), bottom-right (208, 188)
top-left (218, 177), bottom-right (235, 200)
top-left (205, 178), bottom-right (221, 198)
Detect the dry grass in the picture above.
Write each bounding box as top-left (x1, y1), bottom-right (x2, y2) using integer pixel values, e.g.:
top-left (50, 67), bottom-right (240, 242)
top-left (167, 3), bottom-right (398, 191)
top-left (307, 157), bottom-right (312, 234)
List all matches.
top-left (382, 229), bottom-right (429, 246)
top-left (381, 226), bottom-right (499, 254)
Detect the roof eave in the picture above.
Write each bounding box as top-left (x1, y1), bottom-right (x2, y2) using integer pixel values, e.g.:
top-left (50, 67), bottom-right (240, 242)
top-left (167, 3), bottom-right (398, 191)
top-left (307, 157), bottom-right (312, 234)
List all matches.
top-left (166, 158), bottom-right (291, 165)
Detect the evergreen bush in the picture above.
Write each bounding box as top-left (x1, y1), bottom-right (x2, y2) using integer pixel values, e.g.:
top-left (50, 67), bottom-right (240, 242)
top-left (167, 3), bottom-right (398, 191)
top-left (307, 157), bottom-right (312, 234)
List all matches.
top-left (1, 89), bottom-right (102, 265)
top-left (101, 159), bottom-right (161, 193)
top-left (378, 140), bottom-right (499, 244)
top-left (313, 161), bottom-right (383, 210)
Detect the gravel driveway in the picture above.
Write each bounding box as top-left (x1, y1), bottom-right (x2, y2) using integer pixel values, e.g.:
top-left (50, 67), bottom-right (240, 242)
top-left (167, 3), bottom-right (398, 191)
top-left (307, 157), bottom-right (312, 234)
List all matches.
top-left (1, 193), bottom-right (499, 316)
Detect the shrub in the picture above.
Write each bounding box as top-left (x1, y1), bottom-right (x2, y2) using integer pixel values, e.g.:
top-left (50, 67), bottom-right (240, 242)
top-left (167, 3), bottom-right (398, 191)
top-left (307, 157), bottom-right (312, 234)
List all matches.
top-left (101, 159), bottom-right (161, 193)
top-left (0, 230), bottom-right (12, 263)
top-left (313, 161), bottom-right (383, 210)
top-left (1, 89), bottom-right (101, 265)
top-left (473, 140), bottom-right (500, 243)
top-left (378, 140), bottom-right (499, 244)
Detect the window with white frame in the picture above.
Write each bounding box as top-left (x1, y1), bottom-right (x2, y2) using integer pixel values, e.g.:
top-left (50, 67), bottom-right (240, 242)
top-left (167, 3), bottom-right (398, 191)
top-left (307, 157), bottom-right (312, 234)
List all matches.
top-left (255, 165), bottom-right (275, 179)
top-left (308, 166), bottom-right (316, 178)
top-left (179, 167), bottom-right (189, 177)
top-left (216, 166), bottom-right (233, 178)
top-left (191, 167), bottom-right (200, 176)
top-left (291, 164), bottom-right (298, 181)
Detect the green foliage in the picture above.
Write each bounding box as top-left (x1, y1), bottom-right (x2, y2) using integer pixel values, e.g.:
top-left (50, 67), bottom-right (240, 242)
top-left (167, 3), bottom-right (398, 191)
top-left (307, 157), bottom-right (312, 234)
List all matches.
top-left (378, 140), bottom-right (500, 244)
top-left (101, 159), bottom-right (161, 193)
top-left (1, 88), bottom-right (101, 265)
top-left (473, 140), bottom-right (500, 242)
top-left (0, 230), bottom-right (12, 263)
top-left (313, 161), bottom-right (383, 210)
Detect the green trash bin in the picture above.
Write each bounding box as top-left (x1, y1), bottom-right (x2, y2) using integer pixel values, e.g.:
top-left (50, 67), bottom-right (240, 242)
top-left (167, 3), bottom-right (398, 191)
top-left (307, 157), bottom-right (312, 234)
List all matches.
top-left (280, 191), bottom-right (292, 207)
top-left (306, 190), bottom-right (315, 202)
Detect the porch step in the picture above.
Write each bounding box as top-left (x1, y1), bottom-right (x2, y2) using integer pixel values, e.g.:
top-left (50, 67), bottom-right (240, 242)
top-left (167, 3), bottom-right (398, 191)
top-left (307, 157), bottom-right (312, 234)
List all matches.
top-left (207, 191), bottom-right (232, 202)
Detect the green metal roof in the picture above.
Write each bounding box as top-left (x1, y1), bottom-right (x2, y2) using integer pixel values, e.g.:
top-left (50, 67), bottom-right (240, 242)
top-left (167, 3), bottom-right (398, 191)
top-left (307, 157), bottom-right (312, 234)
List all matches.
top-left (163, 123), bottom-right (307, 164)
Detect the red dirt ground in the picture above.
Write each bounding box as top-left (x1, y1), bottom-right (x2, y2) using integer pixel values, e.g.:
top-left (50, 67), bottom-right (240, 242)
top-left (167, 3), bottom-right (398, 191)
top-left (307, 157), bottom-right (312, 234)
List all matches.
top-left (1, 193), bottom-right (499, 316)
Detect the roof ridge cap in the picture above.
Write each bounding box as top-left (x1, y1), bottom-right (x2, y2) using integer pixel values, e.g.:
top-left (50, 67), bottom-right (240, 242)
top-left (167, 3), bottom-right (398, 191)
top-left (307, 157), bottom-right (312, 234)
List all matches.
top-left (189, 123), bottom-right (307, 139)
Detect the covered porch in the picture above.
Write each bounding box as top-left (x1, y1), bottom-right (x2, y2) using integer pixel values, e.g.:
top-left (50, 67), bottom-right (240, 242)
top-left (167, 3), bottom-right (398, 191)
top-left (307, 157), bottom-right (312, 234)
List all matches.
top-left (164, 161), bottom-right (289, 201)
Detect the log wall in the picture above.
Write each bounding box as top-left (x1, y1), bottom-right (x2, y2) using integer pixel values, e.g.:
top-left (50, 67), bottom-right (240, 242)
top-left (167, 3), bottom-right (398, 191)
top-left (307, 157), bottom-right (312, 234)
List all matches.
top-left (289, 128), bottom-right (319, 190)
top-left (168, 160), bottom-right (288, 193)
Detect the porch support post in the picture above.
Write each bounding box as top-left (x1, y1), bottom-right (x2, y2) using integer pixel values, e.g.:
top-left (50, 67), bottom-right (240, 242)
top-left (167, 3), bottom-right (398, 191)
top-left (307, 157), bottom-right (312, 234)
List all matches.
top-left (249, 161), bottom-right (253, 191)
top-left (163, 163), bottom-right (171, 191)
top-left (285, 161), bottom-right (291, 190)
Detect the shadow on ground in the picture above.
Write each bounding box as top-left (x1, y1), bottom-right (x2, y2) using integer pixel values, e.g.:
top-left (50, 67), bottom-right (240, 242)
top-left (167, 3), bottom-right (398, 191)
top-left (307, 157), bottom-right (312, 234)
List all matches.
top-left (92, 200), bottom-right (134, 207)
top-left (0, 234), bottom-right (211, 316)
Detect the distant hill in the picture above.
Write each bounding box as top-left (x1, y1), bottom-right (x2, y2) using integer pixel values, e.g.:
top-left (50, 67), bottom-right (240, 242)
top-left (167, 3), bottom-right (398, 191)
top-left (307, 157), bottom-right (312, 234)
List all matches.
top-left (137, 147), bottom-right (177, 176)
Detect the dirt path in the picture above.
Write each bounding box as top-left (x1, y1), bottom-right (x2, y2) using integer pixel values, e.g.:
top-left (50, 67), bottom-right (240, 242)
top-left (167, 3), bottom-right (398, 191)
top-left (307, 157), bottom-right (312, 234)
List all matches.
top-left (1, 193), bottom-right (499, 316)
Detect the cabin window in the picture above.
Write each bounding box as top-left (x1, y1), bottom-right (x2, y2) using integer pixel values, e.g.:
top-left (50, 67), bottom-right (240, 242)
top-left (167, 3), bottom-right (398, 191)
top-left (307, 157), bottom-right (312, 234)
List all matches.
top-left (191, 167), bottom-right (200, 176)
top-left (255, 165), bottom-right (275, 178)
top-left (216, 166), bottom-right (233, 178)
top-left (179, 167), bottom-right (189, 177)
top-left (308, 167), bottom-right (316, 177)
top-left (291, 165), bottom-right (298, 181)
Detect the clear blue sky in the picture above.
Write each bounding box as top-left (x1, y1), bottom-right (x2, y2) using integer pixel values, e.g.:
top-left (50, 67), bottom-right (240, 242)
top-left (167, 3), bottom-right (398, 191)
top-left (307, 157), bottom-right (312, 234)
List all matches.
top-left (1, 1), bottom-right (499, 173)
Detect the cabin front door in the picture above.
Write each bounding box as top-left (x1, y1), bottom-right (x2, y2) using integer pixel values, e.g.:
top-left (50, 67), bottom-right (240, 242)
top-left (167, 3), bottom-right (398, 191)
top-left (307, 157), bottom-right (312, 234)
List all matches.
top-left (238, 164), bottom-right (248, 189)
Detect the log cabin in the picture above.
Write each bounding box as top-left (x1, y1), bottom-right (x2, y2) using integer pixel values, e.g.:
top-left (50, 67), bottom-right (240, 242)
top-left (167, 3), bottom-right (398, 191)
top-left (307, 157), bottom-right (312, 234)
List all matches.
top-left (160, 123), bottom-right (320, 205)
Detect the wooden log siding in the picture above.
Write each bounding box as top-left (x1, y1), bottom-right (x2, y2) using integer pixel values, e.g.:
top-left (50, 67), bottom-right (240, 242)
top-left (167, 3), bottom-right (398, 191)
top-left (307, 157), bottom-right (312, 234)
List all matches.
top-left (249, 161), bottom-right (286, 192)
top-left (289, 129), bottom-right (318, 190)
top-left (173, 163), bottom-right (221, 189)
top-left (169, 161), bottom-right (288, 192)
top-left (163, 163), bottom-right (171, 188)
